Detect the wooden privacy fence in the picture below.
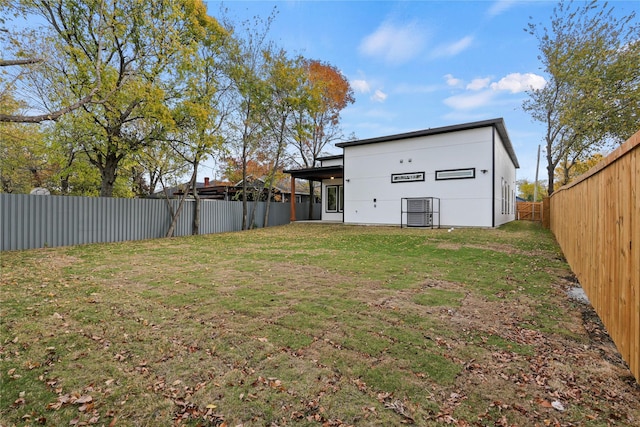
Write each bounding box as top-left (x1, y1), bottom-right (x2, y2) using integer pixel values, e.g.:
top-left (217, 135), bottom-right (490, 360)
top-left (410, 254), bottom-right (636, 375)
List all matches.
top-left (0, 195), bottom-right (321, 251)
top-left (549, 130), bottom-right (639, 383)
top-left (516, 202), bottom-right (543, 221)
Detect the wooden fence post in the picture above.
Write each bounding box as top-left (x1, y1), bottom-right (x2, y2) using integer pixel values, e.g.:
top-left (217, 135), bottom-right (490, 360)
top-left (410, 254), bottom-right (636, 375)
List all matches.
top-left (542, 197), bottom-right (550, 229)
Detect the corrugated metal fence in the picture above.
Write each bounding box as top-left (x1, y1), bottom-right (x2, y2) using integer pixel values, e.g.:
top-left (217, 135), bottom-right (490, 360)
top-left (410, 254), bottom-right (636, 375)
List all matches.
top-left (549, 130), bottom-right (639, 383)
top-left (0, 194), bottom-right (321, 251)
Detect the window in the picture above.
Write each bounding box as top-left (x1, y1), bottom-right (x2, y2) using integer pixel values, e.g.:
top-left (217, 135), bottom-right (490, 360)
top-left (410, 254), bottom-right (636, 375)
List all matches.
top-left (435, 168), bottom-right (475, 180)
top-left (501, 179), bottom-right (505, 214)
top-left (326, 185), bottom-right (343, 213)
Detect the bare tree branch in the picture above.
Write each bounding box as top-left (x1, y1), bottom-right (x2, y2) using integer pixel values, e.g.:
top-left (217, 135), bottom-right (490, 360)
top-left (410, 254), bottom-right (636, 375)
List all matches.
top-left (0, 59), bottom-right (44, 67)
top-left (0, 90), bottom-right (98, 123)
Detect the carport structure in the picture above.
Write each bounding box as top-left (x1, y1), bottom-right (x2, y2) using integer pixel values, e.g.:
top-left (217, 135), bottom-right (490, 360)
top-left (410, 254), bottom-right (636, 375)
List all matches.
top-left (284, 163), bottom-right (343, 221)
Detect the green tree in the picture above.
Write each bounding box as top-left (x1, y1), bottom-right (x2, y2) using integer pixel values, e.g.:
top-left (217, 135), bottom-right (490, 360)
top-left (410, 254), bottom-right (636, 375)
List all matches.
top-left (554, 153), bottom-right (604, 189)
top-left (524, 0), bottom-right (639, 196)
top-left (258, 50), bottom-right (307, 226)
top-left (290, 59), bottom-right (354, 218)
top-left (291, 59), bottom-right (354, 169)
top-left (4, 0), bottom-right (220, 197)
top-left (221, 11), bottom-right (276, 229)
top-left (517, 179), bottom-right (548, 202)
top-left (0, 20), bottom-right (102, 123)
top-left (0, 119), bottom-right (46, 193)
top-left (164, 24), bottom-right (228, 236)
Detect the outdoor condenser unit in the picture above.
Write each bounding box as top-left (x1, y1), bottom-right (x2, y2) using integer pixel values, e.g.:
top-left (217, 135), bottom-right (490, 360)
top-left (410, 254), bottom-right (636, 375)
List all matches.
top-left (401, 197), bottom-right (440, 228)
top-left (407, 198), bottom-right (432, 227)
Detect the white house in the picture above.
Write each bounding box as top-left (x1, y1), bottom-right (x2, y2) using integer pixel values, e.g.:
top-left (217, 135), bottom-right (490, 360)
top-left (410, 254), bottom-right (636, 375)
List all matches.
top-left (285, 118), bottom-right (519, 228)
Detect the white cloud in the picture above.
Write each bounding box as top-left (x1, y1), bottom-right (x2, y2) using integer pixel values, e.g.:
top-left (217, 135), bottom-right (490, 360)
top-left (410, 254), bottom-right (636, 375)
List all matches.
top-left (359, 21), bottom-right (426, 64)
top-left (444, 74), bottom-right (463, 88)
top-left (432, 35), bottom-right (474, 58)
top-left (442, 73), bottom-right (547, 113)
top-left (466, 78), bottom-right (491, 91)
top-left (351, 79), bottom-right (371, 94)
top-left (490, 73), bottom-right (546, 93)
top-left (371, 89), bottom-right (388, 103)
top-left (443, 91), bottom-right (496, 110)
top-left (487, 0), bottom-right (517, 17)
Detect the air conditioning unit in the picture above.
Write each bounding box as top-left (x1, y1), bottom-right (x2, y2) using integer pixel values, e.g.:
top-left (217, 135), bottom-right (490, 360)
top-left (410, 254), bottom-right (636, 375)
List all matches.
top-left (406, 198), bottom-right (432, 227)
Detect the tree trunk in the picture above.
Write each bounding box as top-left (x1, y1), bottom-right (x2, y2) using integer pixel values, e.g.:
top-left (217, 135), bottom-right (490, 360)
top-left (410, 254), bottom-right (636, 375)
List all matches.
top-left (165, 171), bottom-right (195, 237)
top-left (264, 187), bottom-right (273, 228)
top-left (60, 174), bottom-right (70, 194)
top-left (99, 154), bottom-right (119, 197)
top-left (191, 162), bottom-right (200, 236)
top-left (248, 198), bottom-right (258, 229)
top-left (241, 147), bottom-right (248, 230)
top-left (547, 159), bottom-right (555, 196)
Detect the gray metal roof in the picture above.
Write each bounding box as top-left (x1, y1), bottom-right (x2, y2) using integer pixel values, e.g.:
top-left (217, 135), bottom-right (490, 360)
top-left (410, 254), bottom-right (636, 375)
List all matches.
top-left (335, 118), bottom-right (519, 168)
top-left (283, 165), bottom-right (343, 180)
top-left (317, 154), bottom-right (343, 161)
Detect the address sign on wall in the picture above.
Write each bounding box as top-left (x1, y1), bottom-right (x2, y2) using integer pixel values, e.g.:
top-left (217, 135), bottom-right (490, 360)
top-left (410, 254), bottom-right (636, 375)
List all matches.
top-left (391, 172), bottom-right (425, 183)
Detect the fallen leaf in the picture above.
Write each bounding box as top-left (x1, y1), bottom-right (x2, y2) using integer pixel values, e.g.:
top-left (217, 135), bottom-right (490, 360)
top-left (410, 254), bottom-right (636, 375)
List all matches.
top-left (46, 401), bottom-right (62, 411)
top-left (74, 395), bottom-right (93, 404)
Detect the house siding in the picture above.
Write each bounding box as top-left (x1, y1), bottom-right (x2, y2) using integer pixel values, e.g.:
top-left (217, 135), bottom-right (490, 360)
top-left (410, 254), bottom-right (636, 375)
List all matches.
top-left (342, 127), bottom-right (497, 227)
top-left (493, 128), bottom-right (517, 226)
top-left (320, 157), bottom-right (343, 167)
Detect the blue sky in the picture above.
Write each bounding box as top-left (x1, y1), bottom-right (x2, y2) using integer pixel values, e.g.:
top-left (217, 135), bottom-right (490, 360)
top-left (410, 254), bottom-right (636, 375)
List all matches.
top-left (203, 0), bottom-right (638, 183)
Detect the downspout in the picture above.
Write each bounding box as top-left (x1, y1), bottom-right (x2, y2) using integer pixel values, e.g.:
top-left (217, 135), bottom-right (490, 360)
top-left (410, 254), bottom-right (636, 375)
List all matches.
top-left (492, 127), bottom-right (496, 228)
top-left (342, 157), bottom-right (345, 224)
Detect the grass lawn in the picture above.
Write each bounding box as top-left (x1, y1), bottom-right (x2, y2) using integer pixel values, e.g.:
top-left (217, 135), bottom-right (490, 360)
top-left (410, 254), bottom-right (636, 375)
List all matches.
top-left (1, 221), bottom-right (638, 426)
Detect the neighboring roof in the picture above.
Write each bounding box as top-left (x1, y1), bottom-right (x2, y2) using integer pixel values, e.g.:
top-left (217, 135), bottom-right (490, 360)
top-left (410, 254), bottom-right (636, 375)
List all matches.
top-left (335, 118), bottom-right (520, 168)
top-left (150, 181), bottom-right (207, 198)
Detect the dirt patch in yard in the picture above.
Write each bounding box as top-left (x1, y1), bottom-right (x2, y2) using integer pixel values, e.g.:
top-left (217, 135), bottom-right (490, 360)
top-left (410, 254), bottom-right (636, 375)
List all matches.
top-left (434, 282), bottom-right (639, 425)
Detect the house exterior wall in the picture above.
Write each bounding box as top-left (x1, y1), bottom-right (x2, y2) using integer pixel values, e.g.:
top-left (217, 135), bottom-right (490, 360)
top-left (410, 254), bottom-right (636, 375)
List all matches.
top-left (493, 128), bottom-right (517, 226)
top-left (319, 157), bottom-right (343, 167)
top-left (342, 127), bottom-right (504, 227)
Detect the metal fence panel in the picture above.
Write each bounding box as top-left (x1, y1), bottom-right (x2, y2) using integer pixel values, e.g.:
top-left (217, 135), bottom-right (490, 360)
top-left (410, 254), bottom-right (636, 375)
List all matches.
top-left (0, 194), bottom-right (321, 251)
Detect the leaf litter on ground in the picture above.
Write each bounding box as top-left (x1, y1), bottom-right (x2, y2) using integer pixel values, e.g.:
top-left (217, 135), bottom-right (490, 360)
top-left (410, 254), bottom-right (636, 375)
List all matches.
top-left (1, 222), bottom-right (638, 426)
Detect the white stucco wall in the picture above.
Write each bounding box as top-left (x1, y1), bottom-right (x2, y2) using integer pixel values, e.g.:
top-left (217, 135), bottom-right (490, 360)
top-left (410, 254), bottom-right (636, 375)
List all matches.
top-left (341, 127), bottom-right (504, 227)
top-left (319, 157), bottom-right (343, 167)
